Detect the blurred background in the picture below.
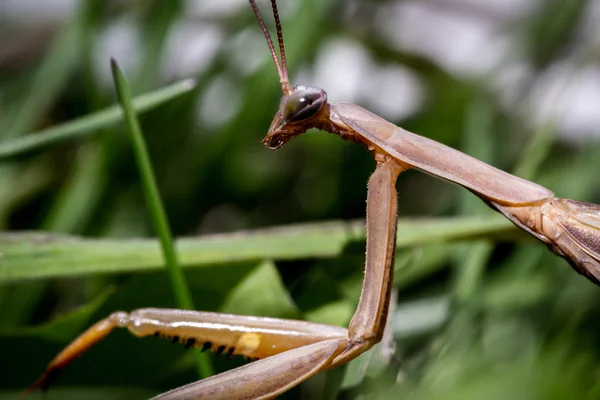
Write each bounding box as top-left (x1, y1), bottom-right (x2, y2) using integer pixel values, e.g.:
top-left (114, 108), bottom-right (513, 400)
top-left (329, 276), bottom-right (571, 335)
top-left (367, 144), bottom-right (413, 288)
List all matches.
top-left (1, 0), bottom-right (600, 399)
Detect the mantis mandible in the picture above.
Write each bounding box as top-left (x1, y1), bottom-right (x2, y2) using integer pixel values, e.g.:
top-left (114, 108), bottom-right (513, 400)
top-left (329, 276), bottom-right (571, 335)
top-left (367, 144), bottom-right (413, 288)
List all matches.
top-left (30, 0), bottom-right (600, 398)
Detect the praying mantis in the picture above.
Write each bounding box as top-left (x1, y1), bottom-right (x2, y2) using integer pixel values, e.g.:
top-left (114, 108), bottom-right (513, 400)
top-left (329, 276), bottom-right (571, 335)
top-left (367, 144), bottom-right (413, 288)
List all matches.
top-left (29, 0), bottom-right (600, 399)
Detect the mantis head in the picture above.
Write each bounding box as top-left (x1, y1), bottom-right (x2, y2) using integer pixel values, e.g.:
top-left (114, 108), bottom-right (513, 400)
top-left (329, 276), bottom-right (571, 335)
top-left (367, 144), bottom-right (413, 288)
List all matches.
top-left (249, 0), bottom-right (331, 150)
top-left (264, 86), bottom-right (329, 149)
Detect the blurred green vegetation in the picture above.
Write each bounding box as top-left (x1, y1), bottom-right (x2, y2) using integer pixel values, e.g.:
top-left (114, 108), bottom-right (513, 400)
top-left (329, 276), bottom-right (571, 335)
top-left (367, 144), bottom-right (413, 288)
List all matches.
top-left (1, 0), bottom-right (600, 399)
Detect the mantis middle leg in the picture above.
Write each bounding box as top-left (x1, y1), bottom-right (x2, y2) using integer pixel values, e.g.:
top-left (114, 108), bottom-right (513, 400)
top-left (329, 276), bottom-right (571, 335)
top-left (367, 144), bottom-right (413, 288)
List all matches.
top-left (30, 156), bottom-right (407, 399)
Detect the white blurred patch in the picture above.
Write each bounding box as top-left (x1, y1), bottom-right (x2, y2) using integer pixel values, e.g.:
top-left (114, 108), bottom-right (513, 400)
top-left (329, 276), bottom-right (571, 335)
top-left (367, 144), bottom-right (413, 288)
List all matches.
top-left (161, 21), bottom-right (223, 79)
top-left (446, 0), bottom-right (540, 20)
top-left (228, 27), bottom-right (272, 77)
top-left (299, 38), bottom-right (372, 105)
top-left (361, 64), bottom-right (424, 121)
top-left (0, 0), bottom-right (77, 23)
top-left (184, 0), bottom-right (245, 18)
top-left (376, 1), bottom-right (510, 77)
top-left (490, 61), bottom-right (533, 107)
top-left (530, 63), bottom-right (600, 141)
top-left (576, 0), bottom-right (600, 51)
top-left (93, 17), bottom-right (142, 87)
top-left (296, 38), bottom-right (424, 122)
top-left (185, 0), bottom-right (297, 19)
top-left (197, 75), bottom-right (242, 130)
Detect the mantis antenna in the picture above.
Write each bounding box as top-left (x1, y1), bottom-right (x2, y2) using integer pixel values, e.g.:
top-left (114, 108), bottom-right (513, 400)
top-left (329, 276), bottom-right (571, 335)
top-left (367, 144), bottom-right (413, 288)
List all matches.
top-left (249, 0), bottom-right (293, 95)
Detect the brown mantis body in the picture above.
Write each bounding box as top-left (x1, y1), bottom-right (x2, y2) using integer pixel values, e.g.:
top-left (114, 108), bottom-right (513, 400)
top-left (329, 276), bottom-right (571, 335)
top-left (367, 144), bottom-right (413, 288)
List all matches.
top-left (30, 0), bottom-right (600, 398)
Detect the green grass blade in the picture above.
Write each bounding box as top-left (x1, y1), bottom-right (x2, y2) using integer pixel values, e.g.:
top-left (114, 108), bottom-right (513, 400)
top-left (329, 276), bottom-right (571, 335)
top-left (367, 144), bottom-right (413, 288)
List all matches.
top-left (0, 216), bottom-right (515, 283)
top-left (453, 100), bottom-right (495, 304)
top-left (0, 79), bottom-right (195, 160)
top-left (512, 118), bottom-right (558, 181)
top-left (2, 12), bottom-right (81, 139)
top-left (110, 59), bottom-right (192, 309)
top-left (110, 59), bottom-right (211, 377)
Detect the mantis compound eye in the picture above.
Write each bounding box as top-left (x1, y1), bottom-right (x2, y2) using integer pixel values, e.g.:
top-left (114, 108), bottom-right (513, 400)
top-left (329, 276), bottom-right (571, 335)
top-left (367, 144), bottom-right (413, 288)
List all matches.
top-left (283, 86), bottom-right (327, 123)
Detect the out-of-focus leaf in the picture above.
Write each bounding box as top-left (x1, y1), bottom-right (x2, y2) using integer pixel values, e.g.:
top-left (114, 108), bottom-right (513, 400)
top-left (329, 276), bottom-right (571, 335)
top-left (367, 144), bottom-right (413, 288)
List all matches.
top-left (2, 7), bottom-right (82, 139)
top-left (0, 286), bottom-right (114, 342)
top-left (220, 260), bottom-right (300, 318)
top-left (393, 243), bottom-right (458, 288)
top-left (483, 274), bottom-right (549, 310)
top-left (305, 300), bottom-right (353, 327)
top-left (0, 388), bottom-right (155, 400)
top-left (392, 296), bottom-right (450, 340)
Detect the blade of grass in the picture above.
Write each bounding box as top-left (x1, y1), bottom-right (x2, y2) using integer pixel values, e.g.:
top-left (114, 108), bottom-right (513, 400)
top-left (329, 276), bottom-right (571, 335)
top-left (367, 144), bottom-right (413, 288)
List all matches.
top-left (512, 117), bottom-right (559, 181)
top-left (0, 79), bottom-right (196, 160)
top-left (0, 216), bottom-right (516, 282)
top-left (2, 9), bottom-right (81, 139)
top-left (135, 2), bottom-right (182, 91)
top-left (41, 144), bottom-right (104, 233)
top-left (453, 99), bottom-right (495, 304)
top-left (110, 59), bottom-right (211, 378)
